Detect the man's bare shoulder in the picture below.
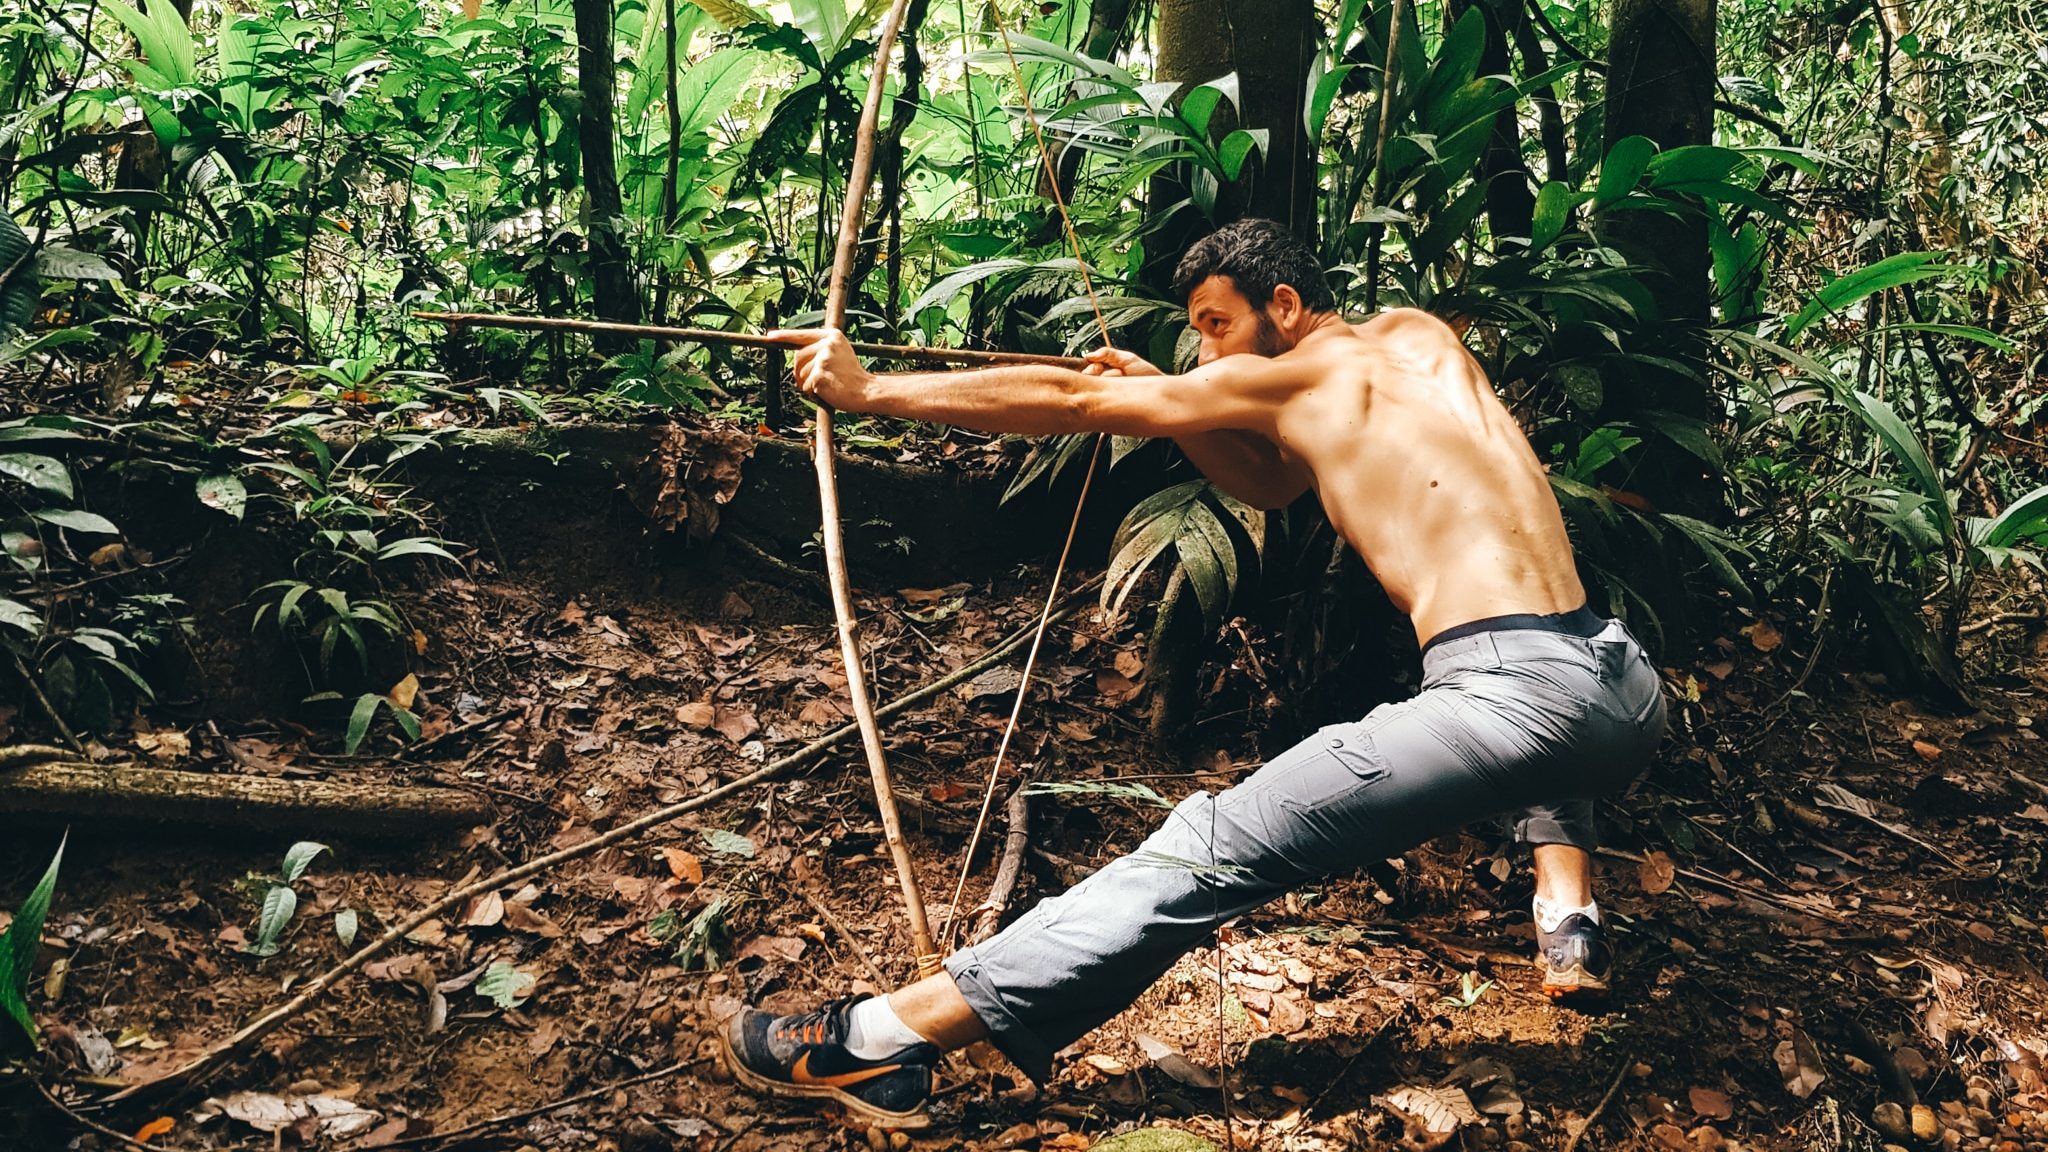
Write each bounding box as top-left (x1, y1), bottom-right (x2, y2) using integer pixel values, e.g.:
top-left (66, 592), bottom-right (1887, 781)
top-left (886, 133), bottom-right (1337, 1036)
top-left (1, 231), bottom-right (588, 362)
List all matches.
top-left (1351, 307), bottom-right (1462, 347)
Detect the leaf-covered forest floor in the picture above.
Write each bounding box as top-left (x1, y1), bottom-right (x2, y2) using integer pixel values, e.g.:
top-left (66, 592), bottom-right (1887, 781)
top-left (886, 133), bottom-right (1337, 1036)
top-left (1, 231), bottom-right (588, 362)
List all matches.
top-left (7, 490), bottom-right (2048, 1152)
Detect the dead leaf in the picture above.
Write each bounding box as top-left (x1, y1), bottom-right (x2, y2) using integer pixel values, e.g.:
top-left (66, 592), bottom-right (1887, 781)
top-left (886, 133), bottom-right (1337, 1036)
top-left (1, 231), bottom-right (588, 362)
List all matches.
top-left (1080, 1053), bottom-right (1129, 1076)
top-left (1055, 719), bottom-right (1097, 742)
top-left (1774, 1030), bottom-right (1825, 1099)
top-left (662, 848), bottom-right (703, 885)
top-left (1911, 739), bottom-right (1942, 762)
top-left (692, 625), bottom-right (751, 658)
top-left (1749, 619), bottom-right (1782, 653)
top-left (2019, 803), bottom-right (2048, 824)
top-left (1135, 1032), bottom-right (1220, 1089)
top-left (462, 892), bottom-right (504, 929)
top-left (1689, 1085), bottom-right (1733, 1119)
top-left (501, 902), bottom-right (563, 939)
top-left (134, 728), bottom-right (189, 760)
top-left (737, 935), bottom-right (807, 963)
top-left (899, 583), bottom-right (971, 605)
top-left (554, 601), bottom-right (587, 628)
top-left (1095, 669), bottom-right (1140, 705)
top-left (928, 782), bottom-right (968, 803)
top-left (1377, 1084), bottom-right (1481, 1143)
top-left (719, 591), bottom-right (753, 619)
top-left (134, 1118), bottom-right (174, 1142)
top-left (797, 698), bottom-right (843, 726)
top-left (388, 673), bottom-right (420, 710)
top-left (675, 702), bottom-right (716, 729)
top-left (1703, 660), bottom-right (1734, 680)
top-left (958, 665), bottom-right (1023, 702)
top-left (1113, 650), bottom-right (1144, 679)
top-left (711, 705), bottom-right (759, 743)
top-left (1639, 850), bottom-right (1677, 896)
top-left (205, 1092), bottom-right (381, 1138)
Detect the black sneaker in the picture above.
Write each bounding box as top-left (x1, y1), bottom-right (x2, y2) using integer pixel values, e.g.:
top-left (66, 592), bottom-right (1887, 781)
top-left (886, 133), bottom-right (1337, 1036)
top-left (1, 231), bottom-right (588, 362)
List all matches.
top-left (1537, 913), bottom-right (1612, 1001)
top-left (722, 996), bottom-right (939, 1128)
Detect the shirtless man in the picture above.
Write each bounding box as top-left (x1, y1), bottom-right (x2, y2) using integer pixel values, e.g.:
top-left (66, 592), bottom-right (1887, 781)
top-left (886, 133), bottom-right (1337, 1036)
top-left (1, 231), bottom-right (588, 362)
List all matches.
top-left (723, 218), bottom-right (1667, 1127)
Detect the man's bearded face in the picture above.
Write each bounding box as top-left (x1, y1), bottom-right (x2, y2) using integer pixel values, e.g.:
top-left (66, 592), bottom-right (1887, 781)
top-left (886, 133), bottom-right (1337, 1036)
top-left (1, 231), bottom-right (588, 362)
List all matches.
top-left (1187, 275), bottom-right (1295, 364)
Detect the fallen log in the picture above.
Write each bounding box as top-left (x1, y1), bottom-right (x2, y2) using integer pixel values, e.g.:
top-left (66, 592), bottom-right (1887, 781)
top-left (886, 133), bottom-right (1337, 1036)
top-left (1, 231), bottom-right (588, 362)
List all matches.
top-left (0, 761), bottom-right (491, 839)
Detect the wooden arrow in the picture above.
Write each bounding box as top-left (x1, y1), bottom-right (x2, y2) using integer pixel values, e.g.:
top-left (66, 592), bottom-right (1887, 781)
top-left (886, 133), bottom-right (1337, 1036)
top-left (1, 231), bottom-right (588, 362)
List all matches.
top-left (414, 310), bottom-right (1088, 369)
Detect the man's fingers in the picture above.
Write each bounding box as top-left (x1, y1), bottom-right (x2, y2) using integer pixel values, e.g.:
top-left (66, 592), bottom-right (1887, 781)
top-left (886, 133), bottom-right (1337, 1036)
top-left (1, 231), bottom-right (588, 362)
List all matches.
top-left (762, 328), bottom-right (834, 345)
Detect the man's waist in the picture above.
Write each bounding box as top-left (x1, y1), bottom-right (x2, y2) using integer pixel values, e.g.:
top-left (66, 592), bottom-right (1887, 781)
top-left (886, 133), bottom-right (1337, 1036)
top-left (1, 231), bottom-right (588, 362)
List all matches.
top-left (1420, 604), bottom-right (1607, 655)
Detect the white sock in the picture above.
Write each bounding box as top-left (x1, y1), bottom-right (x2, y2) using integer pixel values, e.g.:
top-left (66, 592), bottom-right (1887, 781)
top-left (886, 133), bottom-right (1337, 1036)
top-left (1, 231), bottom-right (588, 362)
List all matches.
top-left (1533, 895), bottom-right (1600, 934)
top-left (843, 995), bottom-right (932, 1059)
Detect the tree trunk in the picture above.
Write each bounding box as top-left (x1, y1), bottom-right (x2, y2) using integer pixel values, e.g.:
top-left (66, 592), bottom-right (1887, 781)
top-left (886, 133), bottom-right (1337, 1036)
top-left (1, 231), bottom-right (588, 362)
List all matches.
top-left (1144, 0), bottom-right (1318, 288)
top-left (1461, 0), bottom-right (1535, 246)
top-left (0, 761), bottom-right (492, 839)
top-left (572, 0), bottom-right (640, 331)
top-left (1600, 0), bottom-right (1717, 516)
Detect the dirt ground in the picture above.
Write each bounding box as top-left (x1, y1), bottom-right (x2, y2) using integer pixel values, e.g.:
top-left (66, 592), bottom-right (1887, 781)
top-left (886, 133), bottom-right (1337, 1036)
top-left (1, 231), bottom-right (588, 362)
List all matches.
top-left (6, 534), bottom-right (2048, 1152)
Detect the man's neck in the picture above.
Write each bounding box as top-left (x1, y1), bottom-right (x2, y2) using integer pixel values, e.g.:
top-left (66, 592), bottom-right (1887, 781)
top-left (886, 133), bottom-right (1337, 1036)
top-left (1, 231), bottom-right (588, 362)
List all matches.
top-left (1286, 312), bottom-right (1354, 351)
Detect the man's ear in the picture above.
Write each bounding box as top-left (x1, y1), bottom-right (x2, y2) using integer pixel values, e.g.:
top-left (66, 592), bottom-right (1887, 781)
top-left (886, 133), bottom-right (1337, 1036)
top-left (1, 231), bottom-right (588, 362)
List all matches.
top-left (1268, 283), bottom-right (1304, 324)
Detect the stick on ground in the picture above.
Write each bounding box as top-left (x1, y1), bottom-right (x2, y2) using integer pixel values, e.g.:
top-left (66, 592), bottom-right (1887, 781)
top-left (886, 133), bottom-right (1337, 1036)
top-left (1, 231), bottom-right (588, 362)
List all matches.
top-left (968, 786), bottom-right (1031, 946)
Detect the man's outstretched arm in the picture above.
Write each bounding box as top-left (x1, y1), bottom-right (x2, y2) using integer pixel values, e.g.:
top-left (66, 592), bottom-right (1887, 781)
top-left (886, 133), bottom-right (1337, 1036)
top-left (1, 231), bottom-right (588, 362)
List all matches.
top-left (782, 329), bottom-right (1285, 440)
top-left (1082, 347), bottom-right (1311, 510)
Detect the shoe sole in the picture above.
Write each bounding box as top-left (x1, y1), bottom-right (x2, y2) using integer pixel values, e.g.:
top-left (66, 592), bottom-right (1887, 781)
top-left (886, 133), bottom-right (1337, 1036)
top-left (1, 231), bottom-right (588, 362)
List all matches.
top-left (719, 1029), bottom-right (934, 1130)
top-left (1540, 960), bottom-right (1610, 1001)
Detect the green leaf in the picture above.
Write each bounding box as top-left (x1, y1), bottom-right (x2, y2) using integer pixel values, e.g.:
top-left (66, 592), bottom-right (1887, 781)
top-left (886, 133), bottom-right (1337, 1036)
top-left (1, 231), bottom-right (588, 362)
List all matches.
top-left (29, 508), bottom-right (117, 534)
top-left (1594, 135), bottom-right (1656, 207)
top-left (248, 884), bottom-right (297, 957)
top-left (1528, 181), bottom-right (1575, 251)
top-left (1217, 129), bottom-right (1265, 181)
top-left (0, 453), bottom-right (73, 498)
top-left (0, 213), bottom-right (37, 336)
top-left (475, 961), bottom-right (535, 1008)
top-left (344, 693), bottom-right (382, 755)
top-left (1783, 252), bottom-right (1953, 340)
top-left (1662, 514), bottom-right (1754, 603)
top-left (281, 842), bottom-right (330, 884)
top-left (1849, 390), bottom-right (1953, 542)
top-left (1865, 322), bottom-right (2016, 357)
top-left (31, 246), bottom-right (120, 282)
top-left (682, 0), bottom-right (768, 28)
top-left (334, 909), bottom-right (359, 949)
top-left (674, 47), bottom-right (765, 139)
top-left (1971, 485), bottom-right (2048, 550)
top-left (0, 833), bottom-right (64, 1044)
top-left (0, 596), bottom-right (40, 636)
top-left (196, 473), bottom-right (247, 519)
top-left (376, 538), bottom-right (459, 562)
top-left (106, 0), bottom-right (198, 88)
top-left (701, 829), bottom-right (756, 857)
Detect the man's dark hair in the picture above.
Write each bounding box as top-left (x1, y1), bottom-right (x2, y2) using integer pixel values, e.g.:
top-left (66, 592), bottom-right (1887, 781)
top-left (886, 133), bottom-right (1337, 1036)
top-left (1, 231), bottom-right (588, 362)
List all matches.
top-left (1170, 218), bottom-right (1335, 313)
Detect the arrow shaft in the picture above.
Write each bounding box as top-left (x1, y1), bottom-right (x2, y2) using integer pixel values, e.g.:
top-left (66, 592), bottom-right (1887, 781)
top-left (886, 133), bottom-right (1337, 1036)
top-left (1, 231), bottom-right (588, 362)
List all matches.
top-left (414, 311), bottom-right (1087, 369)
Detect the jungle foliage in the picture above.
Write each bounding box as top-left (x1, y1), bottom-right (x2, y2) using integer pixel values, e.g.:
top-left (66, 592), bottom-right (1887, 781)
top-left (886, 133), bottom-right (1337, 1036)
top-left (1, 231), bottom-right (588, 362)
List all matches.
top-left (2, 0), bottom-right (2046, 742)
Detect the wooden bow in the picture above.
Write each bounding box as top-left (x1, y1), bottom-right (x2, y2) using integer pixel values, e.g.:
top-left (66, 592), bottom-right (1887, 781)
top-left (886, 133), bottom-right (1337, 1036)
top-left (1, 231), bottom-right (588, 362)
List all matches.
top-left (818, 0), bottom-right (944, 979)
top-left (819, 0), bottom-right (1117, 971)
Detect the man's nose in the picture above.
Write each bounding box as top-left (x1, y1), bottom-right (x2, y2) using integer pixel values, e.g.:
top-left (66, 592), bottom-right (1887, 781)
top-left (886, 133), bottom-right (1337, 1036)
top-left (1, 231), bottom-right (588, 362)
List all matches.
top-left (1196, 343), bottom-right (1218, 367)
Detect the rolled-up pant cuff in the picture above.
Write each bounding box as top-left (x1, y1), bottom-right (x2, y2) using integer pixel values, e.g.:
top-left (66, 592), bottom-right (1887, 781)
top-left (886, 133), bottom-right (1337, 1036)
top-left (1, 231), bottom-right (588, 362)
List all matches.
top-left (1505, 801), bottom-right (1598, 851)
top-left (944, 947), bottom-right (1057, 1083)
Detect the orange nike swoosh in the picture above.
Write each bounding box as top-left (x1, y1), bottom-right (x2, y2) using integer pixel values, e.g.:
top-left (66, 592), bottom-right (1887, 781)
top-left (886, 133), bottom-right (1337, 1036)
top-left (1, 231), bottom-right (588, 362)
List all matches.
top-left (790, 1051), bottom-right (901, 1089)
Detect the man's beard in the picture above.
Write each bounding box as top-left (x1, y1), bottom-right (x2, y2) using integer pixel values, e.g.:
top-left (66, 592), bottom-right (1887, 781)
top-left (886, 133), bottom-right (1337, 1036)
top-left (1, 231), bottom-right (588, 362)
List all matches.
top-left (1253, 311), bottom-right (1288, 357)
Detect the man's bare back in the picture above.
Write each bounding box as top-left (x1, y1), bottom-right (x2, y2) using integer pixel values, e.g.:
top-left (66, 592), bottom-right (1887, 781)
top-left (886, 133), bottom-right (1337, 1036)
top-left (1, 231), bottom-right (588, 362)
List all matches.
top-left (1248, 308), bottom-right (1586, 642)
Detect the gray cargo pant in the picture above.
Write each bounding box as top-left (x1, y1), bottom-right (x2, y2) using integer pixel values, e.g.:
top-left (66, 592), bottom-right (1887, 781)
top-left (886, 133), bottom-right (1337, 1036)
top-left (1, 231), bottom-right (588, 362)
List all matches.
top-left (944, 617), bottom-right (1666, 1081)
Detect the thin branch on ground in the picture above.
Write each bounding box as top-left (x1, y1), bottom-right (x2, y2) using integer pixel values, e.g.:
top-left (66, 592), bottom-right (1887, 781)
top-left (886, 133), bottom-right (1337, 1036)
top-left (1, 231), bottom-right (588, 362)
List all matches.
top-left (34, 1081), bottom-right (176, 1152)
top-left (796, 885), bottom-right (892, 988)
top-left (376, 1059), bottom-right (714, 1148)
top-left (968, 786), bottom-right (1031, 945)
top-left (1561, 1052), bottom-right (1634, 1152)
top-left (1595, 847), bottom-right (1847, 923)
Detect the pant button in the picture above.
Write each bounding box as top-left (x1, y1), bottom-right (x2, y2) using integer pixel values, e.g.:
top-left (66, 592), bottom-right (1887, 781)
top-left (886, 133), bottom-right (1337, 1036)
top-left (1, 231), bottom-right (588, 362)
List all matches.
top-left (1327, 737), bottom-right (1344, 750)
